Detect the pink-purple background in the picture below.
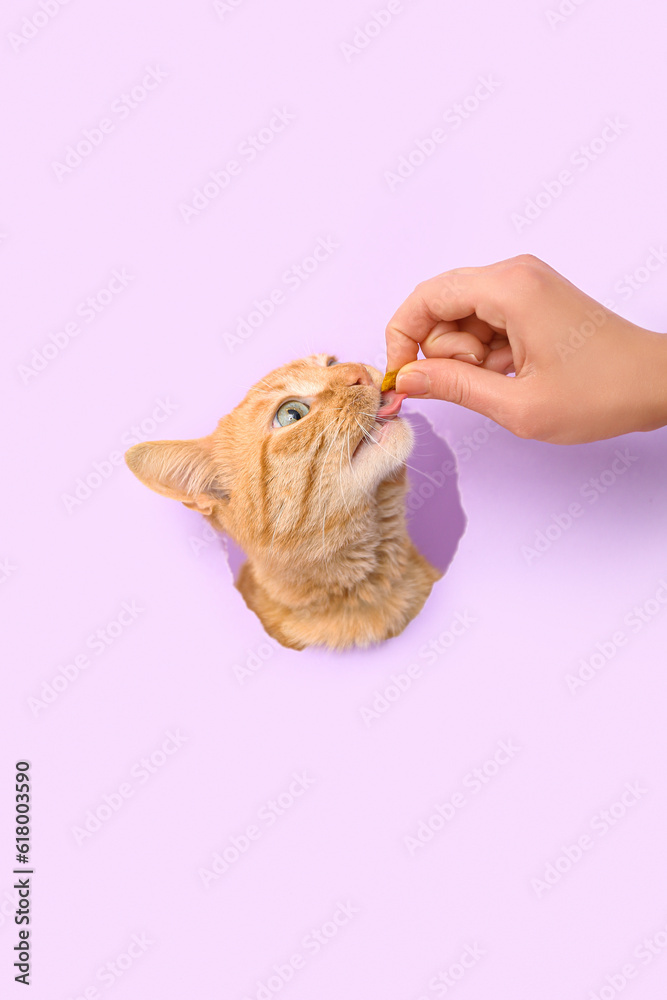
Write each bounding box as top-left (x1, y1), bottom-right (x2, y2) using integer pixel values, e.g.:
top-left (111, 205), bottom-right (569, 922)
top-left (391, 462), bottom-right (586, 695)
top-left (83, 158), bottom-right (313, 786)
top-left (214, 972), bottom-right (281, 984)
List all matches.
top-left (3, 0), bottom-right (667, 997)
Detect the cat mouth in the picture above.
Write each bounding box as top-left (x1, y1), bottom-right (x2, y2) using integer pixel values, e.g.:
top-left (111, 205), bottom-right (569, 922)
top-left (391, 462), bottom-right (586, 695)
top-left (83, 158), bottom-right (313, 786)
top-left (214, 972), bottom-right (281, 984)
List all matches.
top-left (352, 390), bottom-right (407, 458)
top-left (377, 389), bottom-right (407, 419)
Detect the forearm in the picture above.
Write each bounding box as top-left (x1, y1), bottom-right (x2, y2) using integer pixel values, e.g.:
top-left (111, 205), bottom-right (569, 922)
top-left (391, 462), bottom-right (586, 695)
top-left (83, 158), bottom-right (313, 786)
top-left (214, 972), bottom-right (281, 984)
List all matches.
top-left (638, 329), bottom-right (667, 432)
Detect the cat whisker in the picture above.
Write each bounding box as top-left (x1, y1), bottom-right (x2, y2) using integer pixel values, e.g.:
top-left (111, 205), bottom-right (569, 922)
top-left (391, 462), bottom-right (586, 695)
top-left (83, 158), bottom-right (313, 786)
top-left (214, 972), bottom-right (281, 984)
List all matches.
top-left (337, 436), bottom-right (354, 522)
top-left (251, 378), bottom-right (279, 393)
top-left (321, 500), bottom-right (327, 567)
top-left (318, 419), bottom-right (345, 491)
top-left (311, 416), bottom-right (341, 452)
top-left (267, 500), bottom-right (287, 558)
top-left (352, 415), bottom-right (376, 449)
top-left (355, 412), bottom-right (441, 484)
top-left (316, 416), bottom-right (346, 548)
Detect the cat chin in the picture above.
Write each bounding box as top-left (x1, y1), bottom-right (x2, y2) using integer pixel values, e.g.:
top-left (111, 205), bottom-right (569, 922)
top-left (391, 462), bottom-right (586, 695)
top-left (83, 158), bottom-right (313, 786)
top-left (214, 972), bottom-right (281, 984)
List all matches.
top-left (351, 416), bottom-right (414, 491)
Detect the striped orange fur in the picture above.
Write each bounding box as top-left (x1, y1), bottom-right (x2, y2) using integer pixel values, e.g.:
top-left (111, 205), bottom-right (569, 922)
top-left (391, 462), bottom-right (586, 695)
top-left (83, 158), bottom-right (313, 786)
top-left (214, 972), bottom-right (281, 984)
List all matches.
top-left (125, 354), bottom-right (441, 650)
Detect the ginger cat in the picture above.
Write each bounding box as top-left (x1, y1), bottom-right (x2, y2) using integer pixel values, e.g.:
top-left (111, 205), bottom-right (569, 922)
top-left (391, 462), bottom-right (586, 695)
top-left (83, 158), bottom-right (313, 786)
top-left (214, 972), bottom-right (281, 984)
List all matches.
top-left (125, 354), bottom-right (441, 650)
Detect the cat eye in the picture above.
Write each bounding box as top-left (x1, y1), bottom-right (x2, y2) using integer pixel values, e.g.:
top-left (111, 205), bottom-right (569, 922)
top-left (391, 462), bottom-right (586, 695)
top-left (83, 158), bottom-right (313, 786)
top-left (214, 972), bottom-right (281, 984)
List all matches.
top-left (274, 400), bottom-right (310, 427)
top-left (327, 357), bottom-right (339, 366)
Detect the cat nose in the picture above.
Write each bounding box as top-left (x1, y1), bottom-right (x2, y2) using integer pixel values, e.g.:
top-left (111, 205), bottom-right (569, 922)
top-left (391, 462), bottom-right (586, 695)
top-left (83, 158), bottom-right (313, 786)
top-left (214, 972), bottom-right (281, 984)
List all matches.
top-left (345, 364), bottom-right (374, 387)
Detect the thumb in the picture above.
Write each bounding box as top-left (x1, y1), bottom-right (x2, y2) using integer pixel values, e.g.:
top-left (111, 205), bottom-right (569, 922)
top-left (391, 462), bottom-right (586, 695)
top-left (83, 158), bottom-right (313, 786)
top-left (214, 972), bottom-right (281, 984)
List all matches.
top-left (395, 358), bottom-right (518, 425)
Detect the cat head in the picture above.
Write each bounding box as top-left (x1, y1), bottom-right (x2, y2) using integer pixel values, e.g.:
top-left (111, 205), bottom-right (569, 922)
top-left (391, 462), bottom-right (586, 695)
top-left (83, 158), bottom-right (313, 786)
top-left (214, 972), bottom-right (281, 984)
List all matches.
top-left (125, 354), bottom-right (413, 563)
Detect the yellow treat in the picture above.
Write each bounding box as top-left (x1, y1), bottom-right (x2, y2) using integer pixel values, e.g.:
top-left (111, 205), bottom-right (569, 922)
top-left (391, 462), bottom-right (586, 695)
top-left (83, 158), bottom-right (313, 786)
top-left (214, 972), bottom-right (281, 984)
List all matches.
top-left (381, 369), bottom-right (399, 392)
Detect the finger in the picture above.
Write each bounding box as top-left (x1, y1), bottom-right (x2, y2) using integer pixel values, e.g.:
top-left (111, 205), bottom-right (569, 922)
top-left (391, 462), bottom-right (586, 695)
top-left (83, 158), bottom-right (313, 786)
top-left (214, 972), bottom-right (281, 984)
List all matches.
top-left (395, 357), bottom-right (519, 427)
top-left (386, 268), bottom-right (511, 371)
top-left (420, 324), bottom-right (489, 364)
top-left (456, 313), bottom-right (501, 344)
top-left (481, 344), bottom-right (514, 373)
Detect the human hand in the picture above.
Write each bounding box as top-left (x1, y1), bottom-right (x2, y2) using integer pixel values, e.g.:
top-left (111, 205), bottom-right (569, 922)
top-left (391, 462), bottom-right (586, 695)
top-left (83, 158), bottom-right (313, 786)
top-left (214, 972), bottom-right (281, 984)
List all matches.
top-left (385, 254), bottom-right (667, 444)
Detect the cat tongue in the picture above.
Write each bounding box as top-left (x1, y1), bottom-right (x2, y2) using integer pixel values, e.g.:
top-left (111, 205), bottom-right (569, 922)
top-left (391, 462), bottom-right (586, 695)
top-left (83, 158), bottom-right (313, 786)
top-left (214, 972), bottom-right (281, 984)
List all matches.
top-left (378, 389), bottom-right (407, 416)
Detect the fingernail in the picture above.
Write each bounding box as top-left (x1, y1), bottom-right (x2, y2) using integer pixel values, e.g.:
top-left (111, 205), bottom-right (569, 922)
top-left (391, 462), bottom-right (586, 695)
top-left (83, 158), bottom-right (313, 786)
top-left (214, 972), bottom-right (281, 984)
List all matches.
top-left (453, 352), bottom-right (483, 364)
top-left (396, 371), bottom-right (429, 395)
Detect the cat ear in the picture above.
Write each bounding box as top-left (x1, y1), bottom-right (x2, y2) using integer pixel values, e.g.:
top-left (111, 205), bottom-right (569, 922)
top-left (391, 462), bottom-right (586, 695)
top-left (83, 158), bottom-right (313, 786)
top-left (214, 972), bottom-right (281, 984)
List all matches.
top-left (125, 437), bottom-right (229, 516)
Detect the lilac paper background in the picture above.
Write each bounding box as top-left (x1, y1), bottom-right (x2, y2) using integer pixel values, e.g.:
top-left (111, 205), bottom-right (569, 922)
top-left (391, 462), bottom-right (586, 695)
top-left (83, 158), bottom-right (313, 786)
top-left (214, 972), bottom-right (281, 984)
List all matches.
top-left (3, 1), bottom-right (667, 998)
